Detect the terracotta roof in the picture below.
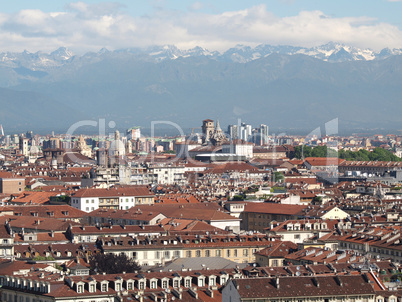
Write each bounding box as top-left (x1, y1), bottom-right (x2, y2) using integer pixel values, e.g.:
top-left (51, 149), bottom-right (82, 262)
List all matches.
top-left (3, 204), bottom-right (86, 219)
top-left (244, 202), bottom-right (307, 215)
top-left (233, 274), bottom-right (375, 299)
top-left (10, 192), bottom-right (61, 205)
top-left (304, 157), bottom-right (346, 166)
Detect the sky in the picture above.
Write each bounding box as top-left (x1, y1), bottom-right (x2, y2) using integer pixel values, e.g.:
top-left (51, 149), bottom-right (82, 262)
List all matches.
top-left (0, 0), bottom-right (401, 54)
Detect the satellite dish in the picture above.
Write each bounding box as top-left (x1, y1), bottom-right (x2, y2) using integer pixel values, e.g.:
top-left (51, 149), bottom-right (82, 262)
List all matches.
top-left (296, 266), bottom-right (300, 270)
top-left (172, 298), bottom-right (176, 301)
top-left (135, 295), bottom-right (139, 299)
top-left (296, 271), bottom-right (301, 276)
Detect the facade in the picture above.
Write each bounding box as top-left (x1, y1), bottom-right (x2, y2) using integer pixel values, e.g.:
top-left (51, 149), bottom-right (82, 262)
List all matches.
top-left (0, 172), bottom-right (25, 194)
top-left (222, 140), bottom-right (254, 159)
top-left (100, 234), bottom-right (277, 267)
top-left (266, 219), bottom-right (336, 244)
top-left (241, 203), bottom-right (308, 232)
top-left (70, 186), bottom-right (155, 212)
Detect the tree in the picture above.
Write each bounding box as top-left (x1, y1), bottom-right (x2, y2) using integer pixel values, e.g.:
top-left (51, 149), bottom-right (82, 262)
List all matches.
top-left (89, 253), bottom-right (141, 275)
top-left (273, 171), bottom-right (284, 183)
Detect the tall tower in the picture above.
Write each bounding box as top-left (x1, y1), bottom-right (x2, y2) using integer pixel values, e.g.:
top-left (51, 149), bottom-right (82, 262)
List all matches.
top-left (202, 119), bottom-right (215, 145)
top-left (19, 137), bottom-right (29, 156)
top-left (258, 124), bottom-right (269, 145)
top-left (210, 118), bottom-right (227, 146)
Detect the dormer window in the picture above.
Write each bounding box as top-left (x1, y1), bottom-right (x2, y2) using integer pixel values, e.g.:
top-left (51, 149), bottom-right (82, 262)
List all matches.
top-left (89, 283), bottom-right (95, 293)
top-left (101, 283), bottom-right (108, 292)
top-left (115, 282), bottom-right (121, 291)
top-left (77, 284), bottom-right (84, 293)
top-left (185, 278), bottom-right (191, 288)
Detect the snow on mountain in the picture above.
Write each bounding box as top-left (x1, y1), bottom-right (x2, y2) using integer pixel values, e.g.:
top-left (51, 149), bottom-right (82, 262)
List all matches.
top-left (0, 43), bottom-right (401, 72)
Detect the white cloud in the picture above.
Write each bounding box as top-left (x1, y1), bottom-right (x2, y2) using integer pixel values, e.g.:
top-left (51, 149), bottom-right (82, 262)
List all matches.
top-left (0, 3), bottom-right (400, 53)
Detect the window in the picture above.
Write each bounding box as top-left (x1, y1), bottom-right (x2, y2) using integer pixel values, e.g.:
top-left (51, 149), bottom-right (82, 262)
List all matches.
top-left (143, 251), bottom-right (148, 259)
top-left (216, 250), bottom-right (221, 257)
top-left (77, 284), bottom-right (84, 293)
top-left (205, 250), bottom-right (210, 257)
top-left (151, 281), bottom-right (156, 289)
top-left (139, 282), bottom-right (145, 290)
top-left (156, 251), bottom-right (161, 259)
top-left (173, 280), bottom-right (179, 288)
top-left (90, 284), bottom-right (95, 292)
top-left (101, 283), bottom-right (107, 292)
top-left (132, 252), bottom-right (137, 259)
top-left (227, 250), bottom-right (231, 257)
top-left (196, 250), bottom-right (201, 257)
top-left (186, 251), bottom-right (191, 258)
top-left (243, 249), bottom-right (248, 256)
top-left (164, 251), bottom-right (170, 258)
top-left (162, 280), bottom-right (168, 289)
top-left (234, 249), bottom-right (238, 257)
top-left (127, 282), bottom-right (133, 290)
top-left (185, 279), bottom-right (191, 287)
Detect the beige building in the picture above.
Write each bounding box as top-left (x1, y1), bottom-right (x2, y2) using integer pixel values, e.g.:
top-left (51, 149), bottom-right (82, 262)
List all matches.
top-left (0, 172), bottom-right (25, 194)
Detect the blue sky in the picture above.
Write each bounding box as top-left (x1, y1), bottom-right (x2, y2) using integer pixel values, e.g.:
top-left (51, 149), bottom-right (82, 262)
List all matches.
top-left (0, 0), bottom-right (401, 53)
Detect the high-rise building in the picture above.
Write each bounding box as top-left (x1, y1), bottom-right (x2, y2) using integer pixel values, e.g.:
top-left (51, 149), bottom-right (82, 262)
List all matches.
top-left (127, 127), bottom-right (141, 140)
top-left (227, 122), bottom-right (252, 142)
top-left (239, 123), bottom-right (252, 141)
top-left (227, 125), bottom-right (239, 140)
top-left (255, 124), bottom-right (269, 146)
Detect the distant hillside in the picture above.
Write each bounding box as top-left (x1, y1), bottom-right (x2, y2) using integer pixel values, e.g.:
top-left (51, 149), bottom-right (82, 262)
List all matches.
top-left (0, 44), bottom-right (401, 133)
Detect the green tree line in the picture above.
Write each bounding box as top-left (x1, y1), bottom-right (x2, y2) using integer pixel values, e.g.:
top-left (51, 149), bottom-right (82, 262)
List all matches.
top-left (294, 145), bottom-right (401, 162)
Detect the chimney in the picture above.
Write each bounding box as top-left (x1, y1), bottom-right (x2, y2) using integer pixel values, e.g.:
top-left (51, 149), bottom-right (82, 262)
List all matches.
top-left (274, 277), bottom-right (280, 289)
top-left (312, 277), bottom-right (319, 287)
top-left (335, 275), bottom-right (343, 287)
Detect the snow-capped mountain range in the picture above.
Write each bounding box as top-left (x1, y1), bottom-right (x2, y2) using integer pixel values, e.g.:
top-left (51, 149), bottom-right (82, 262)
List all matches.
top-left (1, 42), bottom-right (401, 70)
